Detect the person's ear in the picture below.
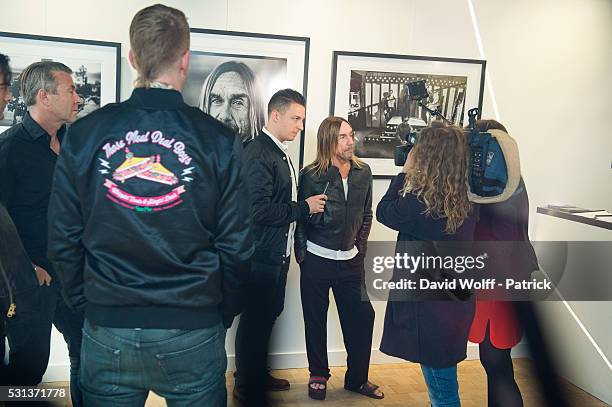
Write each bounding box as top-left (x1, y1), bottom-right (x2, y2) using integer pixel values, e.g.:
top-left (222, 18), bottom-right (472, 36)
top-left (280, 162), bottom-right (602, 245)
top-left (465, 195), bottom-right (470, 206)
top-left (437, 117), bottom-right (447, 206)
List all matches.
top-left (128, 50), bottom-right (138, 70)
top-left (179, 50), bottom-right (190, 78)
top-left (36, 88), bottom-right (49, 107)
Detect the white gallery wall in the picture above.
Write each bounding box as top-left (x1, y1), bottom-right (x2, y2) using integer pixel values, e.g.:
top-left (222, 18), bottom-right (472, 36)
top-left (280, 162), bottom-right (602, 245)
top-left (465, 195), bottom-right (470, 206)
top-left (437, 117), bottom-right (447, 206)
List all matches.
top-left (1, 0), bottom-right (610, 403)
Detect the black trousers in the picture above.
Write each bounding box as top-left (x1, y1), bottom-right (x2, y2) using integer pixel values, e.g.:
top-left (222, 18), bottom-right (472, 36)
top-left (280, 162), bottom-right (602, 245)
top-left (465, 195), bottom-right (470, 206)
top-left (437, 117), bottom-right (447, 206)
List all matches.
top-left (480, 324), bottom-right (524, 407)
top-left (299, 251), bottom-right (375, 390)
top-left (234, 256), bottom-right (290, 405)
top-left (1, 284), bottom-right (84, 407)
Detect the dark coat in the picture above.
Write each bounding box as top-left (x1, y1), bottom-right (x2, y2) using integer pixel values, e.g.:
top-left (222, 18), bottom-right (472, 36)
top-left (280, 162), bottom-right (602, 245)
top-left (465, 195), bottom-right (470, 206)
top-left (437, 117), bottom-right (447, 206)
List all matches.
top-left (469, 178), bottom-right (539, 347)
top-left (294, 161), bottom-right (372, 263)
top-left (243, 132), bottom-right (309, 279)
top-left (0, 202), bottom-right (38, 299)
top-left (376, 173), bottom-right (478, 367)
top-left (47, 88), bottom-right (253, 329)
top-left (473, 178), bottom-right (538, 281)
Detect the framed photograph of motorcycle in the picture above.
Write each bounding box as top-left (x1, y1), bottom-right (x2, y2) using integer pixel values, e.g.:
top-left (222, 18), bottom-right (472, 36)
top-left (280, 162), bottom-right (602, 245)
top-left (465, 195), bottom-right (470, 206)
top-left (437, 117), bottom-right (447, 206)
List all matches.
top-left (0, 31), bottom-right (121, 132)
top-left (187, 28), bottom-right (310, 169)
top-left (330, 51), bottom-right (486, 178)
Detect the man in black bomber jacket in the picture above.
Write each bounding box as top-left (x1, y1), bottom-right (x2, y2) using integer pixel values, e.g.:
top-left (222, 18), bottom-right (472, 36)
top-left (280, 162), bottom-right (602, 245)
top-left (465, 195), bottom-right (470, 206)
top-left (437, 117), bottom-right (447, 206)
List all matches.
top-left (294, 116), bottom-right (383, 400)
top-left (47, 5), bottom-right (252, 406)
top-left (233, 89), bottom-right (326, 406)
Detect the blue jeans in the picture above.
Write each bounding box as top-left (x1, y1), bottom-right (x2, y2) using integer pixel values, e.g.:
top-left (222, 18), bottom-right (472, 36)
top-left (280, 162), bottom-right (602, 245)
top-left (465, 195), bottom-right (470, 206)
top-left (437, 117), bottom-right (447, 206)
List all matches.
top-left (420, 364), bottom-right (460, 407)
top-left (80, 319), bottom-right (227, 407)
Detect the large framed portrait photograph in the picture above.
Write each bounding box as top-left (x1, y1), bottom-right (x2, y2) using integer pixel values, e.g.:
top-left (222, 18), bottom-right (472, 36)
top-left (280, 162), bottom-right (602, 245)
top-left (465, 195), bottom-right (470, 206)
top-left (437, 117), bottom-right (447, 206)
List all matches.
top-left (330, 51), bottom-right (486, 178)
top-left (0, 32), bottom-right (120, 131)
top-left (186, 28), bottom-right (309, 168)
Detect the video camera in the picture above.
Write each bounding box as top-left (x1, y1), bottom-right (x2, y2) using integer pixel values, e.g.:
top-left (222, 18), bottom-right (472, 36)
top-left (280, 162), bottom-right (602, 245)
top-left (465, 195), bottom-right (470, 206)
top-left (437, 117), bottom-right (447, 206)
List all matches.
top-left (393, 80), bottom-right (435, 166)
top-left (393, 119), bottom-right (420, 166)
top-left (394, 80), bottom-right (481, 167)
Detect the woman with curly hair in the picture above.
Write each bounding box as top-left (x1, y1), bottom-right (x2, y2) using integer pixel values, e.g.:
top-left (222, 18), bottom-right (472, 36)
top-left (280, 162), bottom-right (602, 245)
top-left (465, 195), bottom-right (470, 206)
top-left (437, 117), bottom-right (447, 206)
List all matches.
top-left (377, 121), bottom-right (478, 407)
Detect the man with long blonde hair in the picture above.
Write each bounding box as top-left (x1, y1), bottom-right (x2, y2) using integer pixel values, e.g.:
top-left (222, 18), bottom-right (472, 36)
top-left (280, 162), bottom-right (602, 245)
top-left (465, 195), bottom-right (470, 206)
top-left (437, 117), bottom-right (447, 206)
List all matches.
top-left (295, 116), bottom-right (383, 400)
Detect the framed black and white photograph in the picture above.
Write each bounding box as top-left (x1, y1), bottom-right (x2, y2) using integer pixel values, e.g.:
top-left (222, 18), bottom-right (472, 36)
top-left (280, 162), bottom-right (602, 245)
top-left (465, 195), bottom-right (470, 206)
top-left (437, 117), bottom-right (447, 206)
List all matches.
top-left (330, 51), bottom-right (486, 178)
top-left (187, 28), bottom-right (309, 168)
top-left (0, 32), bottom-right (120, 131)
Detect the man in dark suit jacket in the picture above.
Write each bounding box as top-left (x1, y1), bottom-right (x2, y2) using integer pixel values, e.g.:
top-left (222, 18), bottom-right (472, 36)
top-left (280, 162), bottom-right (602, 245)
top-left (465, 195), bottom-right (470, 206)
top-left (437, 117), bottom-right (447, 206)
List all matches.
top-left (234, 89), bottom-right (326, 405)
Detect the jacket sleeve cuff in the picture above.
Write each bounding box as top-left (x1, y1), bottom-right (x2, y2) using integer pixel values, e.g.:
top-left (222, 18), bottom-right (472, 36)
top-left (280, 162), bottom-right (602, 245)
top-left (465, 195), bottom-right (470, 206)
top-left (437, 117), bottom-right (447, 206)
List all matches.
top-left (297, 200), bottom-right (310, 221)
top-left (71, 296), bottom-right (87, 313)
top-left (390, 173), bottom-right (406, 191)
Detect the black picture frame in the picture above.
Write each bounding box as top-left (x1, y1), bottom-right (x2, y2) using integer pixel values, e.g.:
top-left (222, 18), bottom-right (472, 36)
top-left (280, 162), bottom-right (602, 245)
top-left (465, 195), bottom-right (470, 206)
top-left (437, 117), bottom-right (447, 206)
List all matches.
top-left (0, 31), bottom-right (121, 130)
top-left (187, 28), bottom-right (310, 169)
top-left (330, 51), bottom-right (486, 178)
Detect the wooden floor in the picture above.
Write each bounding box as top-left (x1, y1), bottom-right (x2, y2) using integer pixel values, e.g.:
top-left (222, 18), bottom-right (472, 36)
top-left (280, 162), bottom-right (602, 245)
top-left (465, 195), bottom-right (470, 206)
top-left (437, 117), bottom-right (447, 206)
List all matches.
top-left (48, 359), bottom-right (609, 406)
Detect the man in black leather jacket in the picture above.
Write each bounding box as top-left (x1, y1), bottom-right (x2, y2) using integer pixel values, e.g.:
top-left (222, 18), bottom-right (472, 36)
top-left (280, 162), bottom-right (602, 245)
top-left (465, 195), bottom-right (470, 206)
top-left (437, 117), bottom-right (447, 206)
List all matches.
top-left (294, 116), bottom-right (383, 400)
top-left (233, 89), bottom-right (326, 405)
top-left (47, 5), bottom-right (253, 406)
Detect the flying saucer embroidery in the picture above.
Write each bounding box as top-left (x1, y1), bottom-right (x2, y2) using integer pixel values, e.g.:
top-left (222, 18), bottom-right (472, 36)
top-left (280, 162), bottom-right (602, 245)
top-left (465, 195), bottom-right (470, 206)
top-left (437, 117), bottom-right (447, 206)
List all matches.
top-left (113, 149), bottom-right (179, 185)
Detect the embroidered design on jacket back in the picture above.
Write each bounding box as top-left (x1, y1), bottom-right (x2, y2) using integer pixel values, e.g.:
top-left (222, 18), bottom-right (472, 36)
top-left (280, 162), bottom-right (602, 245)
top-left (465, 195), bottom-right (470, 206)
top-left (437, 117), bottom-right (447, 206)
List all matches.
top-left (98, 130), bottom-right (195, 213)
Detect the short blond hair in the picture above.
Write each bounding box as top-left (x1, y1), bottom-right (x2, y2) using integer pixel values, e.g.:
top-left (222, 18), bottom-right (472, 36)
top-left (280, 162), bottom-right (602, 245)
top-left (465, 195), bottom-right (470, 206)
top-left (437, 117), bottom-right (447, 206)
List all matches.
top-left (129, 4), bottom-right (190, 87)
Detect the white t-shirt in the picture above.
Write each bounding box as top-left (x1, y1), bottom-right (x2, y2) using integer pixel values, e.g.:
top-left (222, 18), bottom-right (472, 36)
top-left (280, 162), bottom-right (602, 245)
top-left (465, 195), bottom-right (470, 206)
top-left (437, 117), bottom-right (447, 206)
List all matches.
top-left (306, 176), bottom-right (358, 260)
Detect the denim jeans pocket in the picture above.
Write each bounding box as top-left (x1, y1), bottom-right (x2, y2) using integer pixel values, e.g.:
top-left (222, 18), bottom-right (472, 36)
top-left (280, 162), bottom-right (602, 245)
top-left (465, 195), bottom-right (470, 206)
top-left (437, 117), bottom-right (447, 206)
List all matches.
top-left (155, 324), bottom-right (226, 393)
top-left (80, 327), bottom-right (121, 395)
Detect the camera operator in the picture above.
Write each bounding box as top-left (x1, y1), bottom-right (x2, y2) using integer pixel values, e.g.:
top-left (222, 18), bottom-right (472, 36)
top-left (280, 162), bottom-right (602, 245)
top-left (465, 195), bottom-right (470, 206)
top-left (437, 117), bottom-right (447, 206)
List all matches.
top-left (376, 121), bottom-right (478, 407)
top-left (467, 119), bottom-right (538, 407)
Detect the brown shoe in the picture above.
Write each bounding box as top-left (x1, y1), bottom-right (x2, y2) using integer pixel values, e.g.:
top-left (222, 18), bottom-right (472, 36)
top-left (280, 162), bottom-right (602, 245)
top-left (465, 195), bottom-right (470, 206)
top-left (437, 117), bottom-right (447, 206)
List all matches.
top-left (266, 373), bottom-right (290, 391)
top-left (233, 386), bottom-right (246, 406)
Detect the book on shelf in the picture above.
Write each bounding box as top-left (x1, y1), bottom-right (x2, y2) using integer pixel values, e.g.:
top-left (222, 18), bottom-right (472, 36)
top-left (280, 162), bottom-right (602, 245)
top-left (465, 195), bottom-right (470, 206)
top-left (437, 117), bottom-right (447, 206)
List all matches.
top-left (546, 205), bottom-right (605, 214)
